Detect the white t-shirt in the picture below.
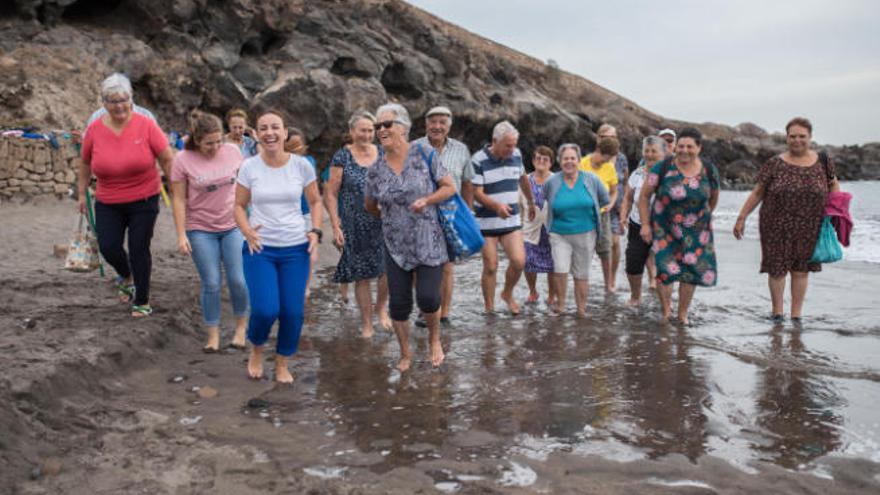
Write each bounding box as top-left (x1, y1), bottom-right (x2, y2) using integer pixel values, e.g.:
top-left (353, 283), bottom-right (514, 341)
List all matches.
top-left (237, 154), bottom-right (316, 247)
top-left (628, 166), bottom-right (649, 225)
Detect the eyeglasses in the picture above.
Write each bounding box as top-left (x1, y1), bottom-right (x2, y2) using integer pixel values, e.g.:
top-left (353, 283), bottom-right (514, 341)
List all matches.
top-left (662, 137), bottom-right (675, 143)
top-left (374, 120), bottom-right (400, 130)
top-left (103, 97), bottom-right (131, 106)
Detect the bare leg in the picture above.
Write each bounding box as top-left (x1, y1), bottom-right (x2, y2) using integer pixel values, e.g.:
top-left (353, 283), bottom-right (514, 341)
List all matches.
top-left (480, 237), bottom-right (499, 312)
top-left (232, 316), bottom-right (247, 348)
top-left (499, 231), bottom-right (525, 315)
top-left (768, 274), bottom-right (786, 317)
top-left (339, 283), bottom-right (349, 304)
top-left (790, 271), bottom-right (809, 318)
top-left (440, 262), bottom-right (454, 317)
top-left (646, 255), bottom-right (657, 289)
top-left (376, 274), bottom-right (392, 331)
top-left (355, 279), bottom-right (374, 337)
top-left (677, 282), bottom-right (696, 325)
top-left (392, 319), bottom-right (413, 371)
top-left (551, 273), bottom-right (567, 313)
top-left (204, 325), bottom-right (220, 351)
top-left (274, 355), bottom-right (294, 384)
top-left (600, 254), bottom-right (613, 293)
top-left (627, 273), bottom-right (643, 306)
top-left (545, 273), bottom-right (557, 306)
top-left (423, 310), bottom-right (445, 367)
top-left (525, 272), bottom-right (539, 302)
top-left (610, 234), bottom-right (621, 291)
top-left (247, 345), bottom-right (264, 379)
top-left (657, 283), bottom-right (673, 321)
top-left (574, 278), bottom-right (589, 317)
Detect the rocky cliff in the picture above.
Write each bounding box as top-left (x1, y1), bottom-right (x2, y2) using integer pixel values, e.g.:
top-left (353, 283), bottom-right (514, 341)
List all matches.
top-left (2, 0), bottom-right (878, 186)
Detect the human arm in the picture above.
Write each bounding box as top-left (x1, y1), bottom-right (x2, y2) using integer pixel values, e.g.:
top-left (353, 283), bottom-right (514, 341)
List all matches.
top-left (77, 158), bottom-right (92, 214)
top-left (732, 184), bottom-right (764, 240)
top-left (233, 184), bottom-right (262, 254)
top-left (473, 186), bottom-right (511, 218)
top-left (461, 180), bottom-right (474, 209)
top-left (638, 180), bottom-right (656, 244)
top-left (619, 183), bottom-right (635, 233)
top-left (519, 174), bottom-right (536, 221)
top-left (323, 164), bottom-right (344, 247)
top-left (156, 147), bottom-right (175, 186)
top-left (411, 175), bottom-right (455, 213)
top-left (170, 180), bottom-right (191, 254)
top-left (304, 180), bottom-right (322, 255)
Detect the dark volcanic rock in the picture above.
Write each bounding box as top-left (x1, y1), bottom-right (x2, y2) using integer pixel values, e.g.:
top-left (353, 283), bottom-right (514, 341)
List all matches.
top-left (1, 0), bottom-right (877, 183)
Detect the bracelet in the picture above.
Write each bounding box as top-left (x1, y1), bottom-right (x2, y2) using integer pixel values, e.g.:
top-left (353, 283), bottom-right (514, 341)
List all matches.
top-left (308, 228), bottom-right (323, 243)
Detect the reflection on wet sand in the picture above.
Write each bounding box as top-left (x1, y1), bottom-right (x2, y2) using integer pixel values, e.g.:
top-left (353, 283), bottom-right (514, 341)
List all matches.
top-left (755, 325), bottom-right (842, 468)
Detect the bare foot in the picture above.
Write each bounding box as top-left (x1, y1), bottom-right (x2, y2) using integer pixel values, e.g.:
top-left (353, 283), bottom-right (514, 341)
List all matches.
top-left (661, 312), bottom-right (672, 323)
top-left (526, 292), bottom-right (539, 303)
top-left (678, 315), bottom-right (689, 326)
top-left (627, 298), bottom-right (640, 307)
top-left (203, 327), bottom-right (220, 352)
top-left (576, 310), bottom-right (588, 318)
top-left (377, 310), bottom-right (393, 331)
top-left (396, 354), bottom-right (413, 372)
top-left (275, 362), bottom-right (294, 384)
top-left (361, 324), bottom-right (375, 339)
top-left (500, 291), bottom-right (520, 315)
top-left (231, 324), bottom-right (247, 349)
top-left (247, 348), bottom-right (263, 379)
top-left (430, 340), bottom-right (445, 367)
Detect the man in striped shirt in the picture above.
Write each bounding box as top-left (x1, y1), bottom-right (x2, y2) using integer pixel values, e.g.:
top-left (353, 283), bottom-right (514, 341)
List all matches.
top-left (471, 121), bottom-right (535, 315)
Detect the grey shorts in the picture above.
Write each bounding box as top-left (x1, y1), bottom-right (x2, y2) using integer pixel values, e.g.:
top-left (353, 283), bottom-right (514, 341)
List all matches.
top-left (550, 231), bottom-right (597, 280)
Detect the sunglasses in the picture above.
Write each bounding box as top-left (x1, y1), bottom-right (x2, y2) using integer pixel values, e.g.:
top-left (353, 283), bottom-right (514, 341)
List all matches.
top-left (662, 137), bottom-right (675, 143)
top-left (374, 120), bottom-right (400, 130)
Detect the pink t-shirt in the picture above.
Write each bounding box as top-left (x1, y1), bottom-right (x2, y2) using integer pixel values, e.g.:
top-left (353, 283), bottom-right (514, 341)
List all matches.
top-left (81, 113), bottom-right (168, 204)
top-left (170, 143), bottom-right (242, 232)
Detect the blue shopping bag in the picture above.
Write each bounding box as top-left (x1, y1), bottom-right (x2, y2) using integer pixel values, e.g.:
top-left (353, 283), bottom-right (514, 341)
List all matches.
top-left (809, 216), bottom-right (843, 264)
top-left (418, 145), bottom-right (484, 261)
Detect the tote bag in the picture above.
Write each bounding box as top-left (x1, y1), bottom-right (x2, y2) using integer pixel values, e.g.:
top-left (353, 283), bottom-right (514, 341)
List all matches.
top-left (418, 145), bottom-right (484, 261)
top-left (809, 216), bottom-right (843, 264)
top-left (64, 213), bottom-right (102, 272)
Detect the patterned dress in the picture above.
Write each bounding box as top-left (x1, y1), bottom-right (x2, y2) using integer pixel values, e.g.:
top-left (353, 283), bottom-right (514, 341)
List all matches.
top-left (524, 174), bottom-right (553, 273)
top-left (331, 146), bottom-right (385, 283)
top-left (757, 155), bottom-right (836, 276)
top-left (647, 160), bottom-right (719, 286)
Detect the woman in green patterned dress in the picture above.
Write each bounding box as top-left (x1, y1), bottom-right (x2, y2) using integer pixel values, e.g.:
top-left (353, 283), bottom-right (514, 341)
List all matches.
top-left (637, 127), bottom-right (720, 325)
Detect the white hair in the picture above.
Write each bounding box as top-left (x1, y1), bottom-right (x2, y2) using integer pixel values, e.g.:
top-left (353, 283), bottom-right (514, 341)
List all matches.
top-left (492, 120), bottom-right (519, 142)
top-left (375, 102), bottom-right (411, 132)
top-left (348, 110), bottom-right (376, 130)
top-left (101, 73), bottom-right (133, 99)
top-left (556, 143), bottom-right (582, 164)
top-left (642, 135), bottom-right (666, 152)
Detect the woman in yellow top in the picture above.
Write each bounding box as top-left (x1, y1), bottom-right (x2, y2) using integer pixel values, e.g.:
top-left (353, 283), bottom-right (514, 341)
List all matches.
top-left (579, 137), bottom-right (619, 293)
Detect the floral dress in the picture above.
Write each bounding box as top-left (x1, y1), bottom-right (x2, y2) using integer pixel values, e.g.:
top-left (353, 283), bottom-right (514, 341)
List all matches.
top-left (331, 146), bottom-right (385, 283)
top-left (647, 160), bottom-right (719, 286)
top-left (524, 174), bottom-right (553, 273)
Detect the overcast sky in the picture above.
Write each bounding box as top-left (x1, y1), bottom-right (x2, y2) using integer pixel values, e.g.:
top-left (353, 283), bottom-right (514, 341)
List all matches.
top-left (408, 0), bottom-right (879, 145)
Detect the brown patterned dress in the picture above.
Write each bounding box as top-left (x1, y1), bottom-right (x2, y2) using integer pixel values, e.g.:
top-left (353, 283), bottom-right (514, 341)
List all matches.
top-left (757, 154), bottom-right (836, 276)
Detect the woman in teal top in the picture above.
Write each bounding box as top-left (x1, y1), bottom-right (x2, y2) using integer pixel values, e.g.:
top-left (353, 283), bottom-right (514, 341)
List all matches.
top-left (543, 144), bottom-right (610, 316)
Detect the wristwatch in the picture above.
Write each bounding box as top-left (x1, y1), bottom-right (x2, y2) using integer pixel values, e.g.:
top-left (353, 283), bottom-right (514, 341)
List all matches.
top-left (308, 228), bottom-right (323, 243)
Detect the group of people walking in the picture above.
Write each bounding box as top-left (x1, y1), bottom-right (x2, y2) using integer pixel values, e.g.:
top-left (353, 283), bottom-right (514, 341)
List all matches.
top-left (77, 72), bottom-right (844, 382)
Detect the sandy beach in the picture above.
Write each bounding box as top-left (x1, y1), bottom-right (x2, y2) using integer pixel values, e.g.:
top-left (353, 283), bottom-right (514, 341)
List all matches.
top-left (1, 188), bottom-right (878, 494)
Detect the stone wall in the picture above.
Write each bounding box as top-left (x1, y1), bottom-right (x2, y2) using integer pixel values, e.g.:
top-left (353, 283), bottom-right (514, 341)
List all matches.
top-left (0, 134), bottom-right (79, 199)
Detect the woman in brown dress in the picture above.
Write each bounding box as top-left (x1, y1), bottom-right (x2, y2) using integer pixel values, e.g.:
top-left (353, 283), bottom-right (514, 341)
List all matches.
top-left (733, 117), bottom-right (839, 321)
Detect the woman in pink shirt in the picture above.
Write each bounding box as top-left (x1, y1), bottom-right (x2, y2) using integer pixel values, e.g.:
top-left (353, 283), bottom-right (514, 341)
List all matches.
top-left (171, 112), bottom-right (249, 352)
top-left (79, 73), bottom-right (174, 317)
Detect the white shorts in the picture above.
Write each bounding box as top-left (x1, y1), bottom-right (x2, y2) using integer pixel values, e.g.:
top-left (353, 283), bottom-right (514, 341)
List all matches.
top-left (550, 230), bottom-right (597, 280)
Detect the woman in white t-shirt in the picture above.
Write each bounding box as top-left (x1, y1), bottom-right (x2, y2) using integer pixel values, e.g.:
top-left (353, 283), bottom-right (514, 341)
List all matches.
top-left (171, 111), bottom-right (249, 353)
top-left (233, 110), bottom-right (323, 384)
top-left (619, 136), bottom-right (665, 305)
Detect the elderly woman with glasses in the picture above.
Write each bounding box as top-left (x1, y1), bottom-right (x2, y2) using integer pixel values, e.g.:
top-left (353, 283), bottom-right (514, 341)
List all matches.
top-left (79, 73), bottom-right (174, 317)
top-left (364, 103), bottom-right (455, 372)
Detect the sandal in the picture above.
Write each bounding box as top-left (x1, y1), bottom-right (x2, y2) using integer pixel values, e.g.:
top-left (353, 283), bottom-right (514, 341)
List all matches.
top-left (131, 304), bottom-right (153, 317)
top-left (116, 278), bottom-right (135, 303)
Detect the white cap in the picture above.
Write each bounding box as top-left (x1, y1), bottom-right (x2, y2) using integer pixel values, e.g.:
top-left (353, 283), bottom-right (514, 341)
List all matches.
top-left (425, 105), bottom-right (452, 118)
top-left (658, 128), bottom-right (676, 138)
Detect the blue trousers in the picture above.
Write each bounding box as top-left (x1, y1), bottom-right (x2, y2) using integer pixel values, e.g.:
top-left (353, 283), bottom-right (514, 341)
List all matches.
top-left (242, 243), bottom-right (309, 356)
top-left (187, 228), bottom-right (249, 326)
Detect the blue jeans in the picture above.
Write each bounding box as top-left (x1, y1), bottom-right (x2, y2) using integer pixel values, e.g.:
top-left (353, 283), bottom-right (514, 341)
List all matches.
top-left (242, 243), bottom-right (310, 356)
top-left (187, 228), bottom-right (249, 326)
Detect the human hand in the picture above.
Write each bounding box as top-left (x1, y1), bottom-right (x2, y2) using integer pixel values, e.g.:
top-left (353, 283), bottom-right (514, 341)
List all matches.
top-left (640, 223), bottom-right (652, 244)
top-left (177, 235), bottom-right (192, 255)
top-left (410, 197), bottom-right (429, 213)
top-left (244, 225), bottom-right (263, 254)
top-left (495, 203), bottom-right (512, 219)
top-left (527, 204), bottom-right (536, 222)
top-left (307, 231), bottom-right (320, 255)
top-left (77, 195), bottom-right (86, 214)
top-left (333, 225), bottom-right (345, 248)
top-left (733, 217), bottom-right (745, 240)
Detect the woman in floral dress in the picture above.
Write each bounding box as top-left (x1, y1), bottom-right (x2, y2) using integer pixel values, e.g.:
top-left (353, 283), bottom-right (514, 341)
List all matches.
top-left (638, 127), bottom-right (720, 325)
top-left (522, 146), bottom-right (556, 306)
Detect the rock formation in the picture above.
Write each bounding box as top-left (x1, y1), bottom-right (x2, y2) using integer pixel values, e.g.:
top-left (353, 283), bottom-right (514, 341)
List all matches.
top-left (1, 0), bottom-right (877, 188)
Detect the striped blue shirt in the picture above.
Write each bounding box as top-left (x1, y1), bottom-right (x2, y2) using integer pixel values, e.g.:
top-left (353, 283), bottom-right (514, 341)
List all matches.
top-left (471, 145), bottom-right (524, 234)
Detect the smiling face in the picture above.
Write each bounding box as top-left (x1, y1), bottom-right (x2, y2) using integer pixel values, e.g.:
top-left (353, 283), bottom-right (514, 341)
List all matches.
top-left (643, 143), bottom-right (664, 166)
top-left (375, 111), bottom-right (405, 148)
top-left (675, 137), bottom-right (701, 164)
top-left (560, 147), bottom-right (580, 176)
top-left (103, 92), bottom-right (132, 123)
top-left (196, 131), bottom-right (224, 158)
top-left (228, 116), bottom-right (247, 139)
top-left (533, 152), bottom-right (552, 174)
top-left (426, 114), bottom-right (451, 144)
top-left (786, 124), bottom-right (811, 155)
top-left (491, 134), bottom-right (518, 160)
top-left (350, 117), bottom-right (376, 145)
top-left (255, 113), bottom-right (286, 152)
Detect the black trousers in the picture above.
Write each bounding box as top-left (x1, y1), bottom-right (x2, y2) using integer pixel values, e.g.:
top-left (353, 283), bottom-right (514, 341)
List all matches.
top-left (94, 194), bottom-right (159, 306)
top-left (384, 250), bottom-right (443, 322)
top-left (625, 219), bottom-right (652, 276)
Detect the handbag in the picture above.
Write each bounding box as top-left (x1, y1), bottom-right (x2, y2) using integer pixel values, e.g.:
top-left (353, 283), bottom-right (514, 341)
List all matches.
top-left (809, 216), bottom-right (843, 264)
top-left (418, 145), bottom-right (484, 261)
top-left (64, 213), bottom-right (102, 272)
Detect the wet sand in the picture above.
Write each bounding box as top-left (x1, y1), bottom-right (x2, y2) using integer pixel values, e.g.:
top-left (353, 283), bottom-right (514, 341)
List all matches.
top-left (1, 193), bottom-right (879, 494)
